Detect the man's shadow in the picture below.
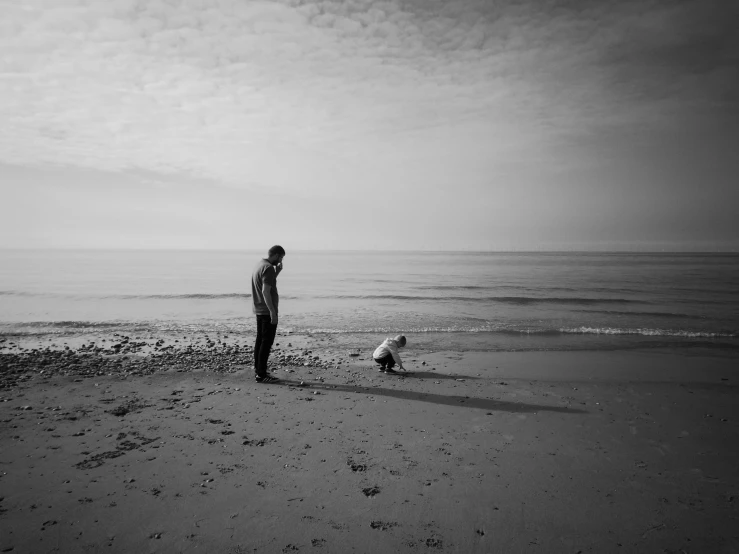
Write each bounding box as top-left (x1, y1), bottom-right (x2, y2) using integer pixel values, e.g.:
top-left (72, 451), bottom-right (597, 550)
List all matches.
top-left (278, 376), bottom-right (586, 415)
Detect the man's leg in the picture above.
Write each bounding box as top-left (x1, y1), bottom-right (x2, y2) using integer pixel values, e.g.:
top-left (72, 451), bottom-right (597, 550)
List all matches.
top-left (254, 316), bottom-right (265, 378)
top-left (256, 317), bottom-right (278, 377)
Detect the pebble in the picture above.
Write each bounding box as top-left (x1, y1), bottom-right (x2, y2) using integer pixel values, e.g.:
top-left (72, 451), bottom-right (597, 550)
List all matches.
top-left (1, 337), bottom-right (356, 394)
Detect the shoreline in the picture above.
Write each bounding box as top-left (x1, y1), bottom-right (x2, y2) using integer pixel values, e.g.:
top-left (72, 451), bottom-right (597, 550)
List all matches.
top-left (1, 339), bottom-right (738, 552)
top-left (2, 327), bottom-right (738, 359)
top-left (3, 330), bottom-right (738, 392)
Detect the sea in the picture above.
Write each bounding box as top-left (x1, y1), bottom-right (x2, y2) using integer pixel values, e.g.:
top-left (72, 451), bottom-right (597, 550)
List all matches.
top-left (1, 249), bottom-right (738, 355)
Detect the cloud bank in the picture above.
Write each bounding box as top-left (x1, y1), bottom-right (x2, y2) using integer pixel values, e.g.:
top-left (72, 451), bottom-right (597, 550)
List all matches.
top-left (2, 0), bottom-right (735, 186)
top-left (1, 0), bottom-right (737, 249)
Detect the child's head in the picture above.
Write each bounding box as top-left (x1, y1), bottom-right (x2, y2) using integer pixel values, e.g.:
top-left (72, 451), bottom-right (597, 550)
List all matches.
top-left (394, 335), bottom-right (407, 347)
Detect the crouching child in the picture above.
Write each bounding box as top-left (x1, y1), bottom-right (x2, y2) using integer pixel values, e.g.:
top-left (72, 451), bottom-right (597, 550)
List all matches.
top-left (373, 335), bottom-right (407, 373)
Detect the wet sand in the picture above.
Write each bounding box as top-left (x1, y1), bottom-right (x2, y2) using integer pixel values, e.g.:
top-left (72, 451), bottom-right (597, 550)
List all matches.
top-left (1, 337), bottom-right (738, 553)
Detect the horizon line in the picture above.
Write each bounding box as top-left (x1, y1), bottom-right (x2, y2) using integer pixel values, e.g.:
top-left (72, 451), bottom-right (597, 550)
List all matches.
top-left (1, 247), bottom-right (738, 254)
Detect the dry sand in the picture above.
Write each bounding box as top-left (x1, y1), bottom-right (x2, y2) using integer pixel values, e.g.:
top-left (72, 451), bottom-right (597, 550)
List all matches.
top-left (1, 344), bottom-right (738, 553)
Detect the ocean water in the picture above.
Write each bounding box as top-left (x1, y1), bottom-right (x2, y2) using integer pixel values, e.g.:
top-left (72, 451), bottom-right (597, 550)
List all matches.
top-left (1, 249), bottom-right (738, 354)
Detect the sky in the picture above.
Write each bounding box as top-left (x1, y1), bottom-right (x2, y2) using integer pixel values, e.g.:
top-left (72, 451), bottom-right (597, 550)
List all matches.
top-left (1, 0), bottom-right (738, 251)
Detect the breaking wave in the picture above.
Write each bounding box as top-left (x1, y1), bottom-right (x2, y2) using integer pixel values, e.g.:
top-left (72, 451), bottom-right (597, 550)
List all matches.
top-left (323, 295), bottom-right (641, 305)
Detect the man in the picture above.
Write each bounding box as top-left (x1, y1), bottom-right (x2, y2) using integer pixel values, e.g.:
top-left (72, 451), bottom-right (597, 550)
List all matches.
top-left (251, 245), bottom-right (285, 383)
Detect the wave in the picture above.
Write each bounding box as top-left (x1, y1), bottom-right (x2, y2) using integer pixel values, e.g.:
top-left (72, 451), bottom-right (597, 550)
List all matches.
top-left (122, 293), bottom-right (250, 300)
top-left (412, 285), bottom-right (491, 290)
top-left (102, 292), bottom-right (726, 307)
top-left (0, 291), bottom-right (642, 304)
top-left (1, 321), bottom-right (131, 329)
top-left (572, 309), bottom-right (711, 320)
top-left (324, 295), bottom-right (641, 305)
top-left (2, 320), bottom-right (736, 342)
top-left (557, 327), bottom-right (736, 338)
top-left (292, 326), bottom-right (737, 338)
top-left (0, 292), bottom-right (250, 300)
top-left (411, 285), bottom-right (646, 295)
top-left (3, 288), bottom-right (735, 306)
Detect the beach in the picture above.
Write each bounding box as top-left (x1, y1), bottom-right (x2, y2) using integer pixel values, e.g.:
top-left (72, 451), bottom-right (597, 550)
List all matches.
top-left (4, 0), bottom-right (739, 547)
top-left (1, 334), bottom-right (738, 553)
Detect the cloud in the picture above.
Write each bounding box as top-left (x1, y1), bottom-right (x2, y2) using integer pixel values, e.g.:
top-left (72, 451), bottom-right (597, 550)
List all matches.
top-left (1, 0), bottom-right (736, 199)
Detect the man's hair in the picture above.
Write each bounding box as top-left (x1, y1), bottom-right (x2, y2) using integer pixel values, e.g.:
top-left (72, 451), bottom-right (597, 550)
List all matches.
top-left (395, 335), bottom-right (407, 347)
top-left (268, 245), bottom-right (286, 257)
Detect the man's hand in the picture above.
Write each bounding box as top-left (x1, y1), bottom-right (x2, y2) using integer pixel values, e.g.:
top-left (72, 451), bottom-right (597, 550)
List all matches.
top-left (270, 312), bottom-right (278, 325)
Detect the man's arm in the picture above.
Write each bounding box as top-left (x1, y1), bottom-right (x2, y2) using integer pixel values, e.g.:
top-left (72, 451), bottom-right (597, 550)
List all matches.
top-left (262, 284), bottom-right (278, 325)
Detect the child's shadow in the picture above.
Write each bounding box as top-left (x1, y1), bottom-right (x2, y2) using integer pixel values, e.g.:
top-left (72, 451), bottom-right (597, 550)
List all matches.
top-left (401, 371), bottom-right (481, 381)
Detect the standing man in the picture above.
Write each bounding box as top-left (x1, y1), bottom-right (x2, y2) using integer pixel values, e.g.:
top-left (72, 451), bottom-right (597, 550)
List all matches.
top-left (251, 245), bottom-right (285, 383)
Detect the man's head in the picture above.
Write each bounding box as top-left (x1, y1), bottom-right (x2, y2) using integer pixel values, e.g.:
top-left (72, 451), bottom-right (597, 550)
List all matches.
top-left (394, 335), bottom-right (407, 347)
top-left (267, 245), bottom-right (286, 264)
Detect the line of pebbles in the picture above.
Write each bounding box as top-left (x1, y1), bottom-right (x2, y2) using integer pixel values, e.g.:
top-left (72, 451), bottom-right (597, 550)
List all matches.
top-left (1, 334), bottom-right (359, 391)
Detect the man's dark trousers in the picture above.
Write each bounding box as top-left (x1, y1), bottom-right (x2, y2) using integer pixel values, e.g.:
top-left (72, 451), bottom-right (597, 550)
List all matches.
top-left (254, 314), bottom-right (277, 378)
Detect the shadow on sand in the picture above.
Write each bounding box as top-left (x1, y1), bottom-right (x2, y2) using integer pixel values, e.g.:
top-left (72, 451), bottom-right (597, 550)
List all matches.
top-left (394, 371), bottom-right (482, 381)
top-left (277, 377), bottom-right (586, 415)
